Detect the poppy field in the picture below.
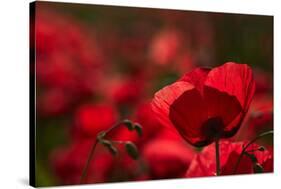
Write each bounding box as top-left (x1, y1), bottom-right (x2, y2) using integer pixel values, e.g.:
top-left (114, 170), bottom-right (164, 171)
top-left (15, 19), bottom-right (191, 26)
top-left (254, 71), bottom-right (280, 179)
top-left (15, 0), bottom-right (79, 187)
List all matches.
top-left (31, 1), bottom-right (273, 187)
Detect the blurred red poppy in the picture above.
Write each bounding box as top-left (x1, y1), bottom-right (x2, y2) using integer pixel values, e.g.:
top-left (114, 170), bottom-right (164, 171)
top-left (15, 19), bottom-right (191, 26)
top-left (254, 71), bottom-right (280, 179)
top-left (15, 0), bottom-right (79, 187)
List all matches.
top-left (151, 62), bottom-right (255, 147)
top-left (74, 104), bottom-right (118, 137)
top-left (186, 140), bottom-right (273, 177)
top-left (134, 102), bottom-right (162, 142)
top-left (51, 140), bottom-right (114, 184)
top-left (248, 94), bottom-right (273, 136)
top-left (112, 79), bottom-right (144, 106)
top-left (253, 69), bottom-right (273, 94)
top-left (37, 89), bottom-right (71, 116)
top-left (234, 93), bottom-right (273, 141)
top-left (143, 138), bottom-right (195, 179)
top-left (101, 102), bottom-right (165, 147)
top-left (250, 94), bottom-right (272, 120)
top-left (35, 10), bottom-right (105, 117)
top-left (150, 29), bottom-right (181, 65)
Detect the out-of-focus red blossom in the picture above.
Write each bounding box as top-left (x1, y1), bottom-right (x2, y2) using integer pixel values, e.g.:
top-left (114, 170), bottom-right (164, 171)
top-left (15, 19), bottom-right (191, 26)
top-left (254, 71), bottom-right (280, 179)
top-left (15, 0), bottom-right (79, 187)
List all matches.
top-left (35, 9), bottom-right (105, 116)
top-left (107, 124), bottom-right (139, 144)
top-left (150, 29), bottom-right (182, 65)
top-left (109, 102), bottom-right (181, 146)
top-left (108, 153), bottom-right (147, 181)
top-left (248, 94), bottom-right (273, 134)
top-left (186, 140), bottom-right (273, 177)
top-left (111, 79), bottom-right (144, 106)
top-left (134, 102), bottom-right (162, 142)
top-left (155, 129), bottom-right (185, 142)
top-left (51, 140), bottom-right (114, 185)
top-left (102, 102), bottom-right (163, 146)
top-left (143, 139), bottom-right (195, 179)
top-left (151, 62), bottom-right (256, 147)
top-left (237, 93), bottom-right (273, 140)
top-left (37, 89), bottom-right (71, 116)
top-left (74, 104), bottom-right (118, 137)
top-left (253, 69), bottom-right (273, 94)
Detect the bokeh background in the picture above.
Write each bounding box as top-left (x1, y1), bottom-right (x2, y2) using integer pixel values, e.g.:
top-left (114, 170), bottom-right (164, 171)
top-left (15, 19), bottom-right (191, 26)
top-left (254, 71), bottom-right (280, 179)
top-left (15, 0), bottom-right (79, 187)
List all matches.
top-left (33, 1), bottom-right (273, 186)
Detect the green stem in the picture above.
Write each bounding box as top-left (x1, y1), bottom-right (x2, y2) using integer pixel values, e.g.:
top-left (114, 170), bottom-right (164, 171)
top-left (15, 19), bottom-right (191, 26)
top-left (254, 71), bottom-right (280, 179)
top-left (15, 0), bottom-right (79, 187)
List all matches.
top-left (104, 120), bottom-right (125, 134)
top-left (111, 140), bottom-right (126, 144)
top-left (80, 139), bottom-right (98, 184)
top-left (233, 130), bottom-right (273, 174)
top-left (215, 138), bottom-right (221, 176)
top-left (79, 120), bottom-right (127, 184)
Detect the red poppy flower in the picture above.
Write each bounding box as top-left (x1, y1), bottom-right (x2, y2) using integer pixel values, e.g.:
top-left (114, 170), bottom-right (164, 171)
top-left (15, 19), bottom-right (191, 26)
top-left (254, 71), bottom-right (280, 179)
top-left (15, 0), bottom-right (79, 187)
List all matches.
top-left (134, 102), bottom-right (162, 142)
top-left (249, 94), bottom-right (273, 132)
top-left (185, 140), bottom-right (273, 177)
top-left (253, 69), bottom-right (273, 94)
top-left (237, 94), bottom-right (273, 140)
top-left (35, 9), bottom-right (105, 108)
top-left (151, 62), bottom-right (255, 147)
top-left (150, 29), bottom-right (181, 65)
top-left (37, 89), bottom-right (71, 116)
top-left (143, 139), bottom-right (195, 179)
top-left (105, 102), bottom-right (168, 147)
top-left (74, 104), bottom-right (118, 137)
top-left (51, 140), bottom-right (114, 184)
top-left (111, 79), bottom-right (144, 106)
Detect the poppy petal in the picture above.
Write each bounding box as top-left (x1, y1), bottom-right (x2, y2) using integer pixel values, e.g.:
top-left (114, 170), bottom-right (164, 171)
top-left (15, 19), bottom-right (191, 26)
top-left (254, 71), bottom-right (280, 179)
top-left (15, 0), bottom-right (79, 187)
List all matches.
top-left (151, 81), bottom-right (195, 130)
top-left (204, 86), bottom-right (242, 137)
top-left (169, 88), bottom-right (210, 146)
top-left (151, 62), bottom-right (256, 147)
top-left (205, 62), bottom-right (255, 111)
top-left (186, 141), bottom-right (273, 177)
top-left (180, 67), bottom-right (210, 94)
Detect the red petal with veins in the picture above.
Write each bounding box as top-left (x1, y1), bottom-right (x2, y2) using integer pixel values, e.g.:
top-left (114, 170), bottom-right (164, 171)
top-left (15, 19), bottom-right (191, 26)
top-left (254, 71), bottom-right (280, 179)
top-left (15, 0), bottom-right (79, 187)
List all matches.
top-left (151, 81), bottom-right (195, 130)
top-left (205, 62), bottom-right (255, 111)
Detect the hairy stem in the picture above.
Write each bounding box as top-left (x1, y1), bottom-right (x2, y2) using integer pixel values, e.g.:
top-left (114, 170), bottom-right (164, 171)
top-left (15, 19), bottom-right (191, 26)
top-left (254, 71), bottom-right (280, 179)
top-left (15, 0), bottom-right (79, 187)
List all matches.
top-left (215, 138), bottom-right (220, 176)
top-left (79, 120), bottom-right (127, 184)
top-left (104, 120), bottom-right (125, 134)
top-left (80, 139), bottom-right (98, 184)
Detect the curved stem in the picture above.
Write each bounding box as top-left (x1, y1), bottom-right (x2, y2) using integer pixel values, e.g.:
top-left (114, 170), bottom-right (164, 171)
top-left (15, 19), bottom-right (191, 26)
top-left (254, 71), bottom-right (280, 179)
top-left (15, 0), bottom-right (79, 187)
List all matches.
top-left (233, 130), bottom-right (273, 174)
top-left (104, 120), bottom-right (125, 135)
top-left (80, 139), bottom-right (98, 184)
top-left (111, 140), bottom-right (126, 144)
top-left (79, 120), bottom-right (127, 184)
top-left (215, 138), bottom-right (220, 176)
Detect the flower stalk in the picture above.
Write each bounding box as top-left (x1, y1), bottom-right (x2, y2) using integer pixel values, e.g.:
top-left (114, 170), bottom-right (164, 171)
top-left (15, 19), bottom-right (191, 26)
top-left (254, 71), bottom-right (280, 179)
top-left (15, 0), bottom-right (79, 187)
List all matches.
top-left (79, 119), bottom-right (142, 184)
top-left (80, 139), bottom-right (98, 184)
top-left (215, 138), bottom-right (220, 176)
top-left (233, 130), bottom-right (273, 174)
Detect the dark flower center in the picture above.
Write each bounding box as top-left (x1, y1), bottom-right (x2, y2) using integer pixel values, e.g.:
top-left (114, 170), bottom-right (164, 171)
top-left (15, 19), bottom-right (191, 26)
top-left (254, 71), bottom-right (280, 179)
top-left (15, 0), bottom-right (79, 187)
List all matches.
top-left (202, 117), bottom-right (224, 139)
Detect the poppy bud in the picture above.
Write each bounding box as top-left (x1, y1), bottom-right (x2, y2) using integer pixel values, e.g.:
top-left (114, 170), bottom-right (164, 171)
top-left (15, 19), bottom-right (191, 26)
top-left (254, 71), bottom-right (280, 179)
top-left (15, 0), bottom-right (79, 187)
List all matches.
top-left (123, 119), bottom-right (134, 130)
top-left (125, 142), bottom-right (139, 160)
top-left (134, 123), bottom-right (143, 136)
top-left (253, 163), bottom-right (264, 173)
